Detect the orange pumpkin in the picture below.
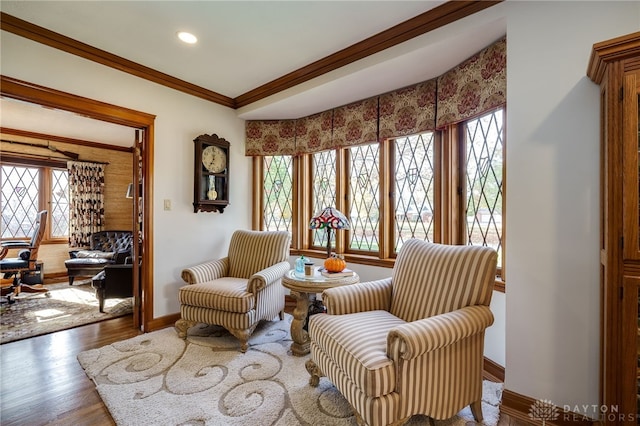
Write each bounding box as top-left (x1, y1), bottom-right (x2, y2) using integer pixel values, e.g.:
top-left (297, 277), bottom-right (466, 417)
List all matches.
top-left (324, 254), bottom-right (346, 273)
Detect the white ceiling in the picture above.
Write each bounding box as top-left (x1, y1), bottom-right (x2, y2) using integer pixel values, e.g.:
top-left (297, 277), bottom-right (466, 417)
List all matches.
top-left (0, 1), bottom-right (505, 146)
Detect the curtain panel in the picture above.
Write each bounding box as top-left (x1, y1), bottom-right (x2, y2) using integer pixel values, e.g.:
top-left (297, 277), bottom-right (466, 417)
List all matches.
top-left (295, 111), bottom-right (333, 154)
top-left (245, 120), bottom-right (296, 156)
top-left (378, 79), bottom-right (437, 139)
top-left (67, 161), bottom-right (105, 247)
top-left (436, 37), bottom-right (506, 129)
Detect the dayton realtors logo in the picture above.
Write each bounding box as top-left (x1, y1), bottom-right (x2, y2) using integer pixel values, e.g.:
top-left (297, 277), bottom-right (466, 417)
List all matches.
top-left (529, 399), bottom-right (638, 423)
top-left (529, 399), bottom-right (559, 425)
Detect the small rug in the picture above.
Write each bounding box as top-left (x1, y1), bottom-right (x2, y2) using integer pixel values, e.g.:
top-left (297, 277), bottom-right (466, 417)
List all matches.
top-left (78, 315), bottom-right (503, 426)
top-left (1, 280), bottom-right (132, 344)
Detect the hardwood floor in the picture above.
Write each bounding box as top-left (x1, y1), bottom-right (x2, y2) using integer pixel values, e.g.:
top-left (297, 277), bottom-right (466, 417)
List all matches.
top-left (0, 315), bottom-right (139, 425)
top-left (0, 313), bottom-right (531, 426)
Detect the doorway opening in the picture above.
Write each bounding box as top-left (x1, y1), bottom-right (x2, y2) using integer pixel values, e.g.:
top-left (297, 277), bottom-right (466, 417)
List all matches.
top-left (0, 75), bottom-right (155, 331)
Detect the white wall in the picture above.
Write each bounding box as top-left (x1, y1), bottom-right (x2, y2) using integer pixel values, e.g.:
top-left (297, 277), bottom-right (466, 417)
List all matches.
top-left (503, 0), bottom-right (639, 419)
top-left (3, 1), bottom-right (640, 419)
top-left (0, 31), bottom-right (251, 317)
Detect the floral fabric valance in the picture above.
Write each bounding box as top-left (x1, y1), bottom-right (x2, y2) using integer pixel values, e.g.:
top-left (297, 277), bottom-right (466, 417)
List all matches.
top-left (332, 98), bottom-right (378, 149)
top-left (245, 37), bottom-right (506, 156)
top-left (295, 111), bottom-right (333, 154)
top-left (379, 79), bottom-right (437, 139)
top-left (245, 120), bottom-right (296, 156)
top-left (436, 37), bottom-right (506, 128)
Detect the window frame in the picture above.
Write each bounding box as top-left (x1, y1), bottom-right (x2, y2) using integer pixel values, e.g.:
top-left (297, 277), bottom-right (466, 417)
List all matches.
top-left (252, 106), bottom-right (506, 290)
top-left (1, 156), bottom-right (69, 244)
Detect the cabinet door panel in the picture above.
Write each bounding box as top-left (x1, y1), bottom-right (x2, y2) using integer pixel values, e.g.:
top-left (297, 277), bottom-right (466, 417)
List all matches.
top-left (623, 71), bottom-right (640, 259)
top-left (622, 275), bottom-right (640, 423)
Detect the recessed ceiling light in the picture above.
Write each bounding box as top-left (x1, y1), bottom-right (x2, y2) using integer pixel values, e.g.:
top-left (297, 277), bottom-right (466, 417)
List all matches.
top-left (177, 31), bottom-right (197, 44)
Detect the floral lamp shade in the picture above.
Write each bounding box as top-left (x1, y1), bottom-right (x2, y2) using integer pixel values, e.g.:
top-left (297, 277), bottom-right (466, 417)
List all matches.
top-left (309, 207), bottom-right (350, 258)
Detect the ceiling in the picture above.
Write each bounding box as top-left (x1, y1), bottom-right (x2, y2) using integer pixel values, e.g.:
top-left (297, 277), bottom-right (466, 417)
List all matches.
top-left (0, 1), bottom-right (505, 147)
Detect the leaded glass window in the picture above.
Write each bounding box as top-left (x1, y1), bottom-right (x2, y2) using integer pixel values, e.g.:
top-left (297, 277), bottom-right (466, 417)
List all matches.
top-left (464, 108), bottom-right (504, 268)
top-left (263, 156), bottom-right (293, 233)
top-left (394, 132), bottom-right (435, 252)
top-left (348, 144), bottom-right (380, 252)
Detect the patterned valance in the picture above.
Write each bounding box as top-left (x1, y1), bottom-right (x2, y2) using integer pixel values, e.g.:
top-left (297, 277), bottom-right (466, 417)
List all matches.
top-left (245, 37), bottom-right (506, 155)
top-left (379, 79), bottom-right (436, 139)
top-left (245, 120), bottom-right (296, 156)
top-left (295, 111), bottom-right (333, 154)
top-left (331, 98), bottom-right (378, 148)
top-left (436, 37), bottom-right (506, 128)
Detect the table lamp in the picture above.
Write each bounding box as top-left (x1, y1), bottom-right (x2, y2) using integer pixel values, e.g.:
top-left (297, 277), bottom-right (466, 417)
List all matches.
top-left (309, 207), bottom-right (350, 258)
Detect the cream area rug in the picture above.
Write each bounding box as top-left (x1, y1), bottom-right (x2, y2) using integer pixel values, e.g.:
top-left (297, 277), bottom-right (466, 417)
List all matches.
top-left (78, 314), bottom-right (503, 426)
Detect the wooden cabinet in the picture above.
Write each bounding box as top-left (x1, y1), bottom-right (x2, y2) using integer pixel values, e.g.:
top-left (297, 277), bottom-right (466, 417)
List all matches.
top-left (193, 133), bottom-right (230, 213)
top-left (588, 31), bottom-right (640, 424)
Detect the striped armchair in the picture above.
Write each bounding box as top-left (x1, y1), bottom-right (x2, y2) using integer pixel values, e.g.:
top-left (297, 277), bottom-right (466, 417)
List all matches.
top-left (305, 239), bottom-right (497, 426)
top-left (175, 230), bottom-right (291, 352)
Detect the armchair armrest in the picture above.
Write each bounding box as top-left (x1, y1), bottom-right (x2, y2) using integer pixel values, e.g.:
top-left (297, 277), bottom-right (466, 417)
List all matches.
top-left (387, 305), bottom-right (494, 361)
top-left (181, 257), bottom-right (229, 284)
top-left (247, 261), bottom-right (291, 293)
top-left (323, 277), bottom-right (393, 315)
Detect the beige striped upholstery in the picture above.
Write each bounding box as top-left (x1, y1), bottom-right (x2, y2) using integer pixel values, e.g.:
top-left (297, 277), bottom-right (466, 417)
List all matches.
top-left (307, 240), bottom-right (497, 426)
top-left (176, 230), bottom-right (291, 352)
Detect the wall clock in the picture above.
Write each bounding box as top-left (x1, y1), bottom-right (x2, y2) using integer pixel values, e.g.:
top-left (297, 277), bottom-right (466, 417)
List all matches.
top-left (193, 133), bottom-right (230, 213)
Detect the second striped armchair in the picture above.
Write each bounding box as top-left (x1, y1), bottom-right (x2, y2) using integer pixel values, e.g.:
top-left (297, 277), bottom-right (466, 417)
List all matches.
top-left (305, 239), bottom-right (497, 426)
top-left (175, 230), bottom-right (291, 352)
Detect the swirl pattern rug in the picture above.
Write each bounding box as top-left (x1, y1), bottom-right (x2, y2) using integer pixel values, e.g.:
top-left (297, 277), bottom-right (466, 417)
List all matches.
top-left (78, 315), bottom-right (503, 426)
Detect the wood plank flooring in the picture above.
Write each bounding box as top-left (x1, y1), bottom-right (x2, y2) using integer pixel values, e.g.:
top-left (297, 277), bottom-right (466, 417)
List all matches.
top-left (0, 313), bottom-right (531, 426)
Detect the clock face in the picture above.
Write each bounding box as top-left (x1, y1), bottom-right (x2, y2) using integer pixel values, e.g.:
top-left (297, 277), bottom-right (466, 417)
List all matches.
top-left (202, 145), bottom-right (227, 173)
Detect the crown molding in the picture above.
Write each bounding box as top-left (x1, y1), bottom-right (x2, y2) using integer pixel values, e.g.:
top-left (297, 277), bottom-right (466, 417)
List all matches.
top-left (0, 12), bottom-right (235, 108)
top-left (234, 0), bottom-right (502, 108)
top-left (1, 1), bottom-right (502, 110)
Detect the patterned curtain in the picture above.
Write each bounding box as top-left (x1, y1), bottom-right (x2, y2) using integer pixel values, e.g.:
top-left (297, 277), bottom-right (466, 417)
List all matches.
top-left (245, 120), bottom-right (296, 156)
top-left (295, 111), bottom-right (333, 154)
top-left (67, 161), bottom-right (105, 247)
top-left (331, 97), bottom-right (378, 148)
top-left (378, 79), bottom-right (437, 139)
top-left (436, 37), bottom-right (506, 128)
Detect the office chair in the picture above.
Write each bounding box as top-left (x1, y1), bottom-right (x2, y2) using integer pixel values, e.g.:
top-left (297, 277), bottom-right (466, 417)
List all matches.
top-left (0, 210), bottom-right (49, 304)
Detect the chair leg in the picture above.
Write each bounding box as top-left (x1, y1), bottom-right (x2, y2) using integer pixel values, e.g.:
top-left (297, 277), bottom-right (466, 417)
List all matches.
top-left (227, 327), bottom-right (252, 353)
top-left (470, 400), bottom-right (483, 423)
top-left (97, 290), bottom-right (105, 313)
top-left (305, 359), bottom-right (324, 387)
top-left (175, 319), bottom-right (196, 339)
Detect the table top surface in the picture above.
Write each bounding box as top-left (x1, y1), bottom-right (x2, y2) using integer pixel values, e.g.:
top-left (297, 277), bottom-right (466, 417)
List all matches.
top-left (282, 268), bottom-right (359, 292)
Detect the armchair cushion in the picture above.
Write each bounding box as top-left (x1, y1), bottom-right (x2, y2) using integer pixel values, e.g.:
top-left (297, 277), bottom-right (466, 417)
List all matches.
top-left (178, 277), bottom-right (254, 314)
top-left (309, 310), bottom-right (405, 398)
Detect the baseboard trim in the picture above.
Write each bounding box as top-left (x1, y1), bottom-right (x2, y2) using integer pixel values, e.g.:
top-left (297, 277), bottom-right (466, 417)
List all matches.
top-left (146, 313), bottom-right (180, 332)
top-left (501, 389), bottom-right (597, 426)
top-left (483, 356), bottom-right (505, 382)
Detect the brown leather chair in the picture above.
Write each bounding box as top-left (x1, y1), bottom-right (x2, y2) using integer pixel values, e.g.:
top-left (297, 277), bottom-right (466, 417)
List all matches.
top-left (65, 230), bottom-right (133, 285)
top-left (91, 259), bottom-right (138, 312)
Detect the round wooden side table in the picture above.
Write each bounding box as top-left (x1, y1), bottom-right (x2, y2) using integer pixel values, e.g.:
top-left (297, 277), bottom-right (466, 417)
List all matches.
top-left (282, 268), bottom-right (359, 356)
